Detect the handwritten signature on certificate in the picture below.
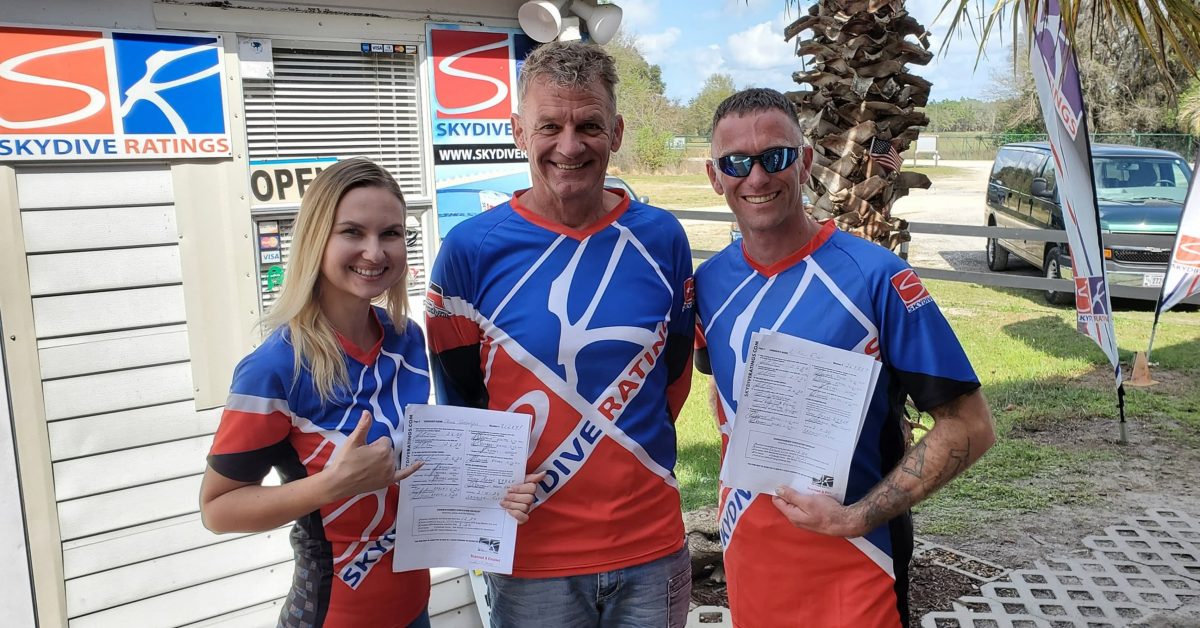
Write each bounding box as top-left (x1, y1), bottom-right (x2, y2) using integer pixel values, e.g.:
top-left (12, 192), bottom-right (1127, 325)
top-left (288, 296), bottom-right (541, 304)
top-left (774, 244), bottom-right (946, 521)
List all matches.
top-left (723, 330), bottom-right (880, 503)
top-left (394, 405), bottom-right (530, 574)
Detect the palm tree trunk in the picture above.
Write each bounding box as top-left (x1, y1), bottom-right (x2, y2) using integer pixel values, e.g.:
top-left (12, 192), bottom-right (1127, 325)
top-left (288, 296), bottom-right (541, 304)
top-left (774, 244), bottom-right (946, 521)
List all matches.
top-left (785, 0), bottom-right (934, 252)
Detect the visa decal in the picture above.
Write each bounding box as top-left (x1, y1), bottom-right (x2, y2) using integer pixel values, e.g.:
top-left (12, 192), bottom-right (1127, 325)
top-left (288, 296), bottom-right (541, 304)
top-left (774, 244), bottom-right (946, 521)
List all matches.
top-left (0, 25), bottom-right (231, 161)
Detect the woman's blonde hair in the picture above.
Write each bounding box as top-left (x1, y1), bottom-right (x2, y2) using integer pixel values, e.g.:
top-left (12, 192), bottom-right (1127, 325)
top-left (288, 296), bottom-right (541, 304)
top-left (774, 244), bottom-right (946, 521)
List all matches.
top-left (262, 157), bottom-right (409, 401)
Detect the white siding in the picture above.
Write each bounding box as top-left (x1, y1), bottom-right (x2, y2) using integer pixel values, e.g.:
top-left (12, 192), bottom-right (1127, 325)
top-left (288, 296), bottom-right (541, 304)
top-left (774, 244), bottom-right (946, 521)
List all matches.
top-left (32, 285), bottom-right (187, 338)
top-left (22, 206), bottom-right (179, 252)
top-left (15, 164), bottom-right (283, 625)
top-left (42, 361), bottom-right (194, 421)
top-left (178, 600), bottom-right (285, 627)
top-left (52, 435), bottom-right (211, 501)
top-left (16, 166), bottom-right (173, 209)
top-left (430, 569), bottom-right (485, 628)
top-left (66, 531), bottom-right (292, 617)
top-left (27, 247), bottom-right (183, 296)
top-left (62, 514), bottom-right (255, 580)
top-left (39, 325), bottom-right (191, 380)
top-left (0, 318), bottom-right (36, 627)
top-left (57, 475), bottom-right (204, 541)
top-left (68, 564), bottom-right (293, 628)
top-left (47, 402), bottom-right (219, 460)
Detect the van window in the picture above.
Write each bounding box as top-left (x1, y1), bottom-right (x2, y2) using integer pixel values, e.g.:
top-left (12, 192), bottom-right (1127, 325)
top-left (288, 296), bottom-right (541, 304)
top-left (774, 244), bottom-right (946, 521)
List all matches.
top-left (1093, 157), bottom-right (1191, 203)
top-left (1039, 160), bottom-right (1058, 197)
top-left (1009, 151), bottom-right (1047, 192)
top-left (991, 148), bottom-right (1021, 184)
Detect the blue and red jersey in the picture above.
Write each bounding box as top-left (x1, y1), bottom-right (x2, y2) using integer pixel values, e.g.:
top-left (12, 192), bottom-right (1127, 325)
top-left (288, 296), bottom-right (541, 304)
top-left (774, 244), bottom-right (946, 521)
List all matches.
top-left (695, 221), bottom-right (979, 628)
top-left (207, 307), bottom-right (431, 627)
top-left (426, 189), bottom-right (695, 577)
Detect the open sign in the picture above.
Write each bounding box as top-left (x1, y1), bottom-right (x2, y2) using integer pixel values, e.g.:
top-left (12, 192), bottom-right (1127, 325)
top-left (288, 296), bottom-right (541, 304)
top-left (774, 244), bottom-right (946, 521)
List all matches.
top-left (248, 157), bottom-right (337, 205)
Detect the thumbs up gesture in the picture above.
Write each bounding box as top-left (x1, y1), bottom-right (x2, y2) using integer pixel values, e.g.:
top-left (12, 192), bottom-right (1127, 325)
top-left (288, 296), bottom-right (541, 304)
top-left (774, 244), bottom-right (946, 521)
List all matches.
top-left (324, 410), bottom-right (423, 502)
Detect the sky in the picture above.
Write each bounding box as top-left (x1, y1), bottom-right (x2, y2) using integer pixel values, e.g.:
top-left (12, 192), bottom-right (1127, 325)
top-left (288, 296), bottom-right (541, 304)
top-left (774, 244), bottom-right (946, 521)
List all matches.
top-left (616, 0), bottom-right (1015, 104)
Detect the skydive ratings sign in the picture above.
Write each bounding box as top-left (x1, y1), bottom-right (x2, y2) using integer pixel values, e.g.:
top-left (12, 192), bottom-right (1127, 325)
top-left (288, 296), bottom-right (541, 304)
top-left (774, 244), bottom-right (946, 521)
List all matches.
top-left (428, 27), bottom-right (532, 164)
top-left (427, 25), bottom-right (536, 237)
top-left (0, 25), bottom-right (231, 160)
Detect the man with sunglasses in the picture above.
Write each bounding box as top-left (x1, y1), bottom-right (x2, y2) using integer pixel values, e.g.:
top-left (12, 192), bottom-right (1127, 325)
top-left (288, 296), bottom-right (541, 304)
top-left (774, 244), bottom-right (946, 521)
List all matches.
top-left (694, 88), bottom-right (995, 627)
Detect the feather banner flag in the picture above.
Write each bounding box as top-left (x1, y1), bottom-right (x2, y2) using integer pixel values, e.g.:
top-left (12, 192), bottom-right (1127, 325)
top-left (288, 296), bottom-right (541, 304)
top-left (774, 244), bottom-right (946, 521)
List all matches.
top-left (1029, 0), bottom-right (1126, 429)
top-left (1148, 154), bottom-right (1200, 357)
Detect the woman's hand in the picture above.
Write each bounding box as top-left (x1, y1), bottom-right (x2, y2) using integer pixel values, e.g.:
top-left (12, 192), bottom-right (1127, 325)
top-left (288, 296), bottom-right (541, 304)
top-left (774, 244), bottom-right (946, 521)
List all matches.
top-left (500, 471), bottom-right (546, 524)
top-left (323, 410), bottom-right (422, 502)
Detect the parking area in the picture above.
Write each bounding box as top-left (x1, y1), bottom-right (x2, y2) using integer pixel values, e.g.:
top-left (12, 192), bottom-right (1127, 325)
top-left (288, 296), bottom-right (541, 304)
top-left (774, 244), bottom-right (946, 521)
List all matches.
top-left (891, 159), bottom-right (1036, 278)
top-left (679, 160), bottom-right (1037, 278)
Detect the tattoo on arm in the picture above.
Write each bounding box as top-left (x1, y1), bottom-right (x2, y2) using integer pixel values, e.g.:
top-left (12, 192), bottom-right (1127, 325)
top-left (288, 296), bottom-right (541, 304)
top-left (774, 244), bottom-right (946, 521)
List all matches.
top-left (898, 439), bottom-right (928, 479)
top-left (861, 477), bottom-right (915, 531)
top-left (946, 442), bottom-right (971, 478)
top-left (859, 435), bottom-right (975, 530)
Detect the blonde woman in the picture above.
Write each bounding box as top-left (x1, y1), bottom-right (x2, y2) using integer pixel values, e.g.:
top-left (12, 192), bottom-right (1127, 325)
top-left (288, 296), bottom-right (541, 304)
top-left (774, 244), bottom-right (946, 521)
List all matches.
top-left (201, 158), bottom-right (538, 627)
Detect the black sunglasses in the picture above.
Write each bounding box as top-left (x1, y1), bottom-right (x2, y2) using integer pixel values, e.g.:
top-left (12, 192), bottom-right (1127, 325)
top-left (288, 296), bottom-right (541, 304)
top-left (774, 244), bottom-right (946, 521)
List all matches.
top-left (716, 146), bottom-right (801, 178)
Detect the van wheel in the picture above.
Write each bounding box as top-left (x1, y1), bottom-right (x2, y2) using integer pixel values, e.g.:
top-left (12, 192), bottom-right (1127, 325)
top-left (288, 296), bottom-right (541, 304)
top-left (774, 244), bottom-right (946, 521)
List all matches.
top-left (1043, 246), bottom-right (1072, 305)
top-left (986, 231), bottom-right (1009, 271)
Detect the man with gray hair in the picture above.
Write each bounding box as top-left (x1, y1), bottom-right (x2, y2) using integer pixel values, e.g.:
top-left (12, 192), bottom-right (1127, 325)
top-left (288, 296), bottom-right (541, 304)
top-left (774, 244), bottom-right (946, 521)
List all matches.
top-left (694, 87), bottom-right (994, 627)
top-left (426, 40), bottom-right (695, 627)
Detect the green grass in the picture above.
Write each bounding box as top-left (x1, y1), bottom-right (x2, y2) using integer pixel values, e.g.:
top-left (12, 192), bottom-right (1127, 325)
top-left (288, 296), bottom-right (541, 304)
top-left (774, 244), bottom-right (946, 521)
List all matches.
top-left (676, 371), bottom-right (721, 511)
top-left (623, 166), bottom-right (968, 210)
top-left (900, 164), bottom-right (969, 179)
top-left (622, 174), bottom-right (723, 209)
top-left (676, 279), bottom-right (1200, 528)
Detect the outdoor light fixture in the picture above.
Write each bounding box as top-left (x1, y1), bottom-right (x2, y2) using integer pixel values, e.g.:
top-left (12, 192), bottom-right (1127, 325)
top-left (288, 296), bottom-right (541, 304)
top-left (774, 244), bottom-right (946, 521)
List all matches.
top-left (518, 0), bottom-right (568, 43)
top-left (569, 0), bottom-right (622, 44)
top-left (558, 16), bottom-right (583, 41)
top-left (517, 0), bottom-right (623, 44)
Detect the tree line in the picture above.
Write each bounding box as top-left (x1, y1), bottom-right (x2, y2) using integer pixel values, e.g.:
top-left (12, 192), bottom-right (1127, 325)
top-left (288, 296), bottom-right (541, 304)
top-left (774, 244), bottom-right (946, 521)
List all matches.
top-left (604, 33), bottom-right (735, 173)
top-left (605, 11), bottom-right (1200, 174)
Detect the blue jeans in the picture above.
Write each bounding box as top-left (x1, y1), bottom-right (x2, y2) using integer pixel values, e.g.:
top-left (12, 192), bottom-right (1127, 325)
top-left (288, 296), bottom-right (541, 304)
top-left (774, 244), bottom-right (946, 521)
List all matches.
top-left (484, 544), bottom-right (691, 628)
top-left (406, 607), bottom-right (431, 628)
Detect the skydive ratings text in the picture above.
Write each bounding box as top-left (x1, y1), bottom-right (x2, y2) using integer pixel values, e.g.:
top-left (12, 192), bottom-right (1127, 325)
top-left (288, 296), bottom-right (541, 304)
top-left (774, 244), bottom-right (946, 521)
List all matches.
top-left (533, 323), bottom-right (670, 503)
top-left (0, 136), bottom-right (230, 158)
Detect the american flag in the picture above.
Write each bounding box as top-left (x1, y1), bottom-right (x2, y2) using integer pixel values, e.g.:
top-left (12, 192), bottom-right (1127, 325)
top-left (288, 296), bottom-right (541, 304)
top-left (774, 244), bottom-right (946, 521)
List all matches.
top-left (868, 136), bottom-right (901, 173)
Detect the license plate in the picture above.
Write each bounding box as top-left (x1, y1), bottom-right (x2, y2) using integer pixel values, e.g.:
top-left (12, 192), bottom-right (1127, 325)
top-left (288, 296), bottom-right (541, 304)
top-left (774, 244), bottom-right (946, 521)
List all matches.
top-left (1143, 273), bottom-right (1164, 288)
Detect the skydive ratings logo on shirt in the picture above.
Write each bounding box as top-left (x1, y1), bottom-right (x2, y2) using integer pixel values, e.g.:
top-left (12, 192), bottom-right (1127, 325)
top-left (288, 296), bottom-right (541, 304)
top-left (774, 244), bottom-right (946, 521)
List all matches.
top-left (1074, 276), bottom-right (1110, 322)
top-left (682, 277), bottom-right (696, 310)
top-left (890, 269), bottom-right (933, 313)
top-left (0, 26), bottom-right (230, 160)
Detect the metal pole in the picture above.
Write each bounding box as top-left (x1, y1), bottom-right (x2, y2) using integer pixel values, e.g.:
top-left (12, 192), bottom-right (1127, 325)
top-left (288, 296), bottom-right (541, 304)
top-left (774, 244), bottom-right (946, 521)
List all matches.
top-left (1117, 383), bottom-right (1127, 445)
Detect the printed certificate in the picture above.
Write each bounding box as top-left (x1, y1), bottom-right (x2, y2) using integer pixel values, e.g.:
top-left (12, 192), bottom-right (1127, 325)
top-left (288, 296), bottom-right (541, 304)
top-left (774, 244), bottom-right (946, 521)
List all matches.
top-left (723, 330), bottom-right (880, 503)
top-left (394, 404), bottom-right (530, 574)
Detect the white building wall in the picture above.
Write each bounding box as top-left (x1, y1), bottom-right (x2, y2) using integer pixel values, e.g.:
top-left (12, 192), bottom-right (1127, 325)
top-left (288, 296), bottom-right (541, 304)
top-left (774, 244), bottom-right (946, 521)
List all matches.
top-left (0, 313), bottom-right (36, 628)
top-left (1, 1), bottom-right (523, 625)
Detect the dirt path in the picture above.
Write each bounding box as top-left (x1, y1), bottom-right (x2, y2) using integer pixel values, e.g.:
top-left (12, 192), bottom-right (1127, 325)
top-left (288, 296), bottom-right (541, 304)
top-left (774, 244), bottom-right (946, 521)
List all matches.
top-left (919, 404), bottom-right (1200, 571)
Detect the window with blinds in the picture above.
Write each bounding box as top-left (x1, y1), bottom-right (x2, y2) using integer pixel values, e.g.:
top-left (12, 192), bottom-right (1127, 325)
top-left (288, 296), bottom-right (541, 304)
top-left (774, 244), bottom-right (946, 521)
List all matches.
top-left (243, 45), bottom-right (427, 201)
top-left (243, 43), bottom-right (430, 308)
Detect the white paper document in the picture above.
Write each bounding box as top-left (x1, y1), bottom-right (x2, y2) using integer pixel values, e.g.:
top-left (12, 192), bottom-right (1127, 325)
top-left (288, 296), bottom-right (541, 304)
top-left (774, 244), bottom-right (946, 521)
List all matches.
top-left (723, 330), bottom-right (881, 503)
top-left (394, 404), bottom-right (530, 574)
